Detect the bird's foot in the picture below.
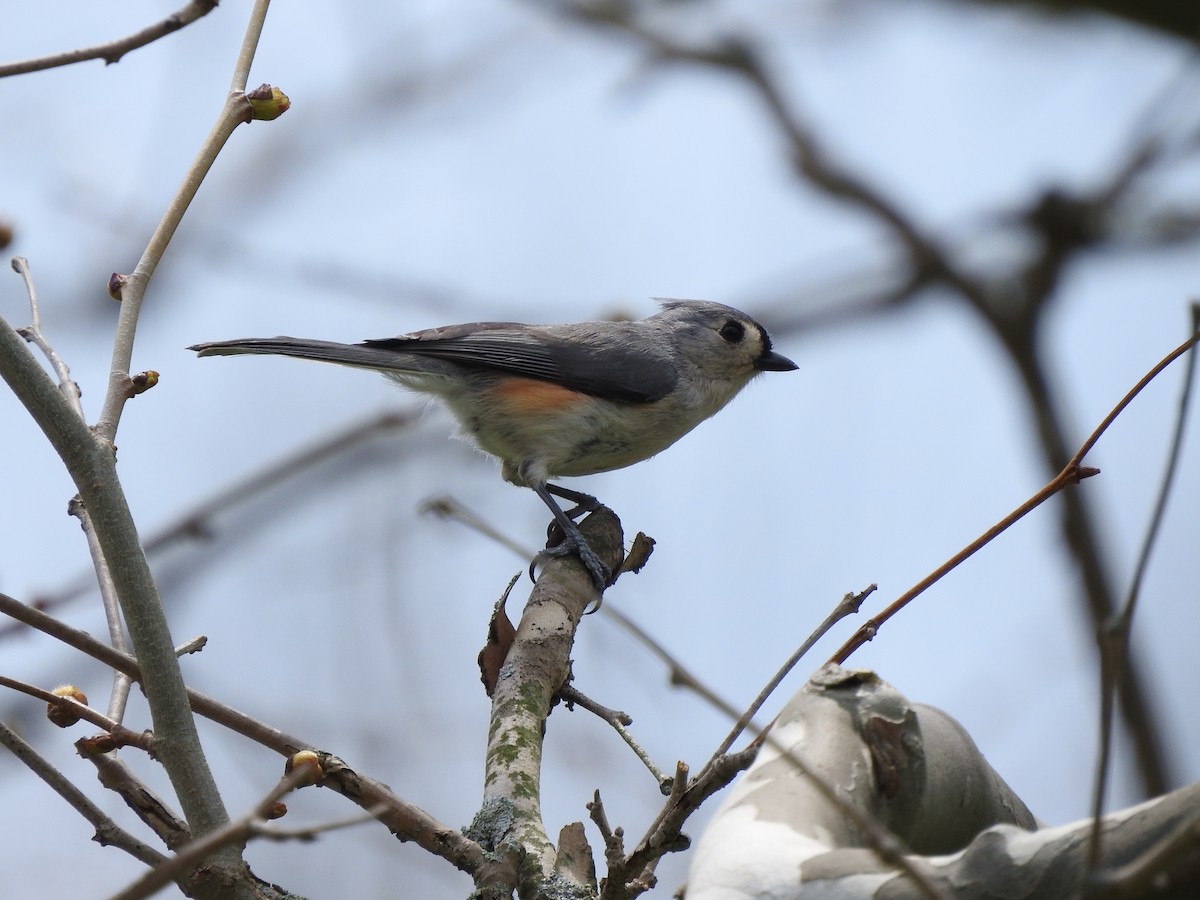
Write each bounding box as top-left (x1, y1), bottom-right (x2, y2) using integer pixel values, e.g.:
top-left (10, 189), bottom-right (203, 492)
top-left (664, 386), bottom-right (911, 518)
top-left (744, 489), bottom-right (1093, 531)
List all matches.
top-left (539, 534), bottom-right (611, 591)
top-left (530, 482), bottom-right (612, 602)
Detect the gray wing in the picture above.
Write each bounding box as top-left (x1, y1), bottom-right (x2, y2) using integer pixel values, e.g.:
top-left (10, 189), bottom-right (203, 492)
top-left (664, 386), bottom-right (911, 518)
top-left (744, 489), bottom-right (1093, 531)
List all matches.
top-left (363, 320), bottom-right (678, 404)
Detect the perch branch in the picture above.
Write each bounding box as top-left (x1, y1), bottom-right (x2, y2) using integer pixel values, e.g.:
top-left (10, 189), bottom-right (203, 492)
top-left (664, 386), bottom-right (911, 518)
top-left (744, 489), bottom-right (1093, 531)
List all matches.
top-left (476, 508), bottom-right (623, 894)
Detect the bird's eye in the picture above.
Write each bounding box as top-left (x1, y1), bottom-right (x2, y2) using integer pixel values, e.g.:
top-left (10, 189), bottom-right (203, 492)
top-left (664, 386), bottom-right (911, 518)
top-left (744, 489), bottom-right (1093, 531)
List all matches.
top-left (719, 320), bottom-right (745, 344)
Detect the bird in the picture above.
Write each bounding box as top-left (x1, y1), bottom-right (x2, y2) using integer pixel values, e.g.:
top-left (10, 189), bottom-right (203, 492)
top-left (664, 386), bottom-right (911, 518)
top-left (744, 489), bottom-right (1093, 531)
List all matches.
top-left (190, 299), bottom-right (796, 592)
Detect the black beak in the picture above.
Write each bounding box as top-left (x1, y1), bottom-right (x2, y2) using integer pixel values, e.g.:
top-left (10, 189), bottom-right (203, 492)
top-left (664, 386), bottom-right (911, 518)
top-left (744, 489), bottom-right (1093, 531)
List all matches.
top-left (756, 349), bottom-right (798, 372)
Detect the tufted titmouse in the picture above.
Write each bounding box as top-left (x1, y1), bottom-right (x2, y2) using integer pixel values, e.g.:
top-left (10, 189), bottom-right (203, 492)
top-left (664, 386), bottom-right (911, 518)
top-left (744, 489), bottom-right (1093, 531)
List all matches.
top-left (190, 299), bottom-right (796, 590)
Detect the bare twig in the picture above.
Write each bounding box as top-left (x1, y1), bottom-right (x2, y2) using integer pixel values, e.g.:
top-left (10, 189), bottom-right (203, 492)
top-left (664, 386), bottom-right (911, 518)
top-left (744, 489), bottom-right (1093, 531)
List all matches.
top-left (95, 0), bottom-right (278, 443)
top-left (229, 0), bottom-right (271, 95)
top-left (84, 748), bottom-right (192, 853)
top-left (0, 0), bottom-right (219, 78)
top-left (959, 65), bottom-right (1200, 798)
top-left (0, 306), bottom-right (236, 851)
top-left (1, 2), bottom-right (281, 874)
top-left (555, 0), bottom-right (1188, 799)
top-left (6, 259), bottom-right (136, 718)
top-left (0, 675), bottom-right (154, 754)
top-left (0, 590), bottom-right (301, 753)
top-left (828, 462), bottom-right (1097, 664)
top-left (938, 58), bottom-right (1200, 803)
top-left (175, 635), bottom-right (208, 656)
top-left (830, 326), bottom-right (1200, 664)
top-left (10, 257), bottom-right (82, 414)
top-left (0, 410), bottom-right (420, 638)
top-left (708, 585), bottom-right (872, 762)
top-left (558, 685), bottom-right (632, 728)
top-left (0, 592), bottom-right (486, 875)
top-left (65, 497), bottom-right (136, 724)
top-left (143, 410), bottom-right (418, 554)
top-left (427, 493), bottom-right (747, 722)
top-left (108, 767), bottom-right (313, 900)
top-left (601, 602), bottom-right (744, 723)
top-left (617, 751), bottom-right (756, 898)
top-left (560, 684), bottom-right (668, 787)
top-left (421, 494), bottom-right (531, 559)
top-left (0, 721), bottom-right (168, 869)
top-left (1087, 304), bottom-right (1200, 872)
top-left (249, 805), bottom-right (389, 842)
top-left (588, 790), bottom-right (614, 842)
top-left (608, 583), bottom-right (872, 878)
top-left (589, 790), bottom-right (635, 899)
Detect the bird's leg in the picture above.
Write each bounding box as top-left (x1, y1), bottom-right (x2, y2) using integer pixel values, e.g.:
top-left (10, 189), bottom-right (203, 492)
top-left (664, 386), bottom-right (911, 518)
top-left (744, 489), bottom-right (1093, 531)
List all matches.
top-left (530, 482), bottom-right (611, 591)
top-left (545, 483), bottom-right (601, 519)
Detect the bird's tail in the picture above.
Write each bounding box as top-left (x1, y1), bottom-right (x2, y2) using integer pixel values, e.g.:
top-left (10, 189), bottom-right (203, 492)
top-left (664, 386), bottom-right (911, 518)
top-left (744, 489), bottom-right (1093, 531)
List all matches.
top-left (189, 337), bottom-right (425, 373)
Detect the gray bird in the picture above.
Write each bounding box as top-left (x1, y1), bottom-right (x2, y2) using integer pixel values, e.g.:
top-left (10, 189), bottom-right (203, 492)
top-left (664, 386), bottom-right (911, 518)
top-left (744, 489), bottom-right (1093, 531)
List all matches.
top-left (191, 299), bottom-right (796, 591)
